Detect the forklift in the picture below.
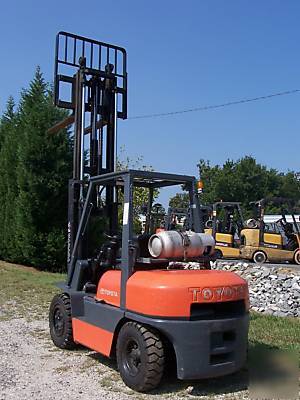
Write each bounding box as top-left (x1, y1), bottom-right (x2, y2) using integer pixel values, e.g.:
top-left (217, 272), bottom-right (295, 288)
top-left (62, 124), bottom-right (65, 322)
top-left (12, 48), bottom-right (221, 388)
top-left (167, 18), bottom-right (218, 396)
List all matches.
top-left (164, 207), bottom-right (191, 230)
top-left (143, 202), bottom-right (166, 233)
top-left (240, 198), bottom-right (300, 264)
top-left (48, 32), bottom-right (249, 392)
top-left (164, 205), bottom-right (212, 231)
top-left (204, 202), bottom-right (245, 259)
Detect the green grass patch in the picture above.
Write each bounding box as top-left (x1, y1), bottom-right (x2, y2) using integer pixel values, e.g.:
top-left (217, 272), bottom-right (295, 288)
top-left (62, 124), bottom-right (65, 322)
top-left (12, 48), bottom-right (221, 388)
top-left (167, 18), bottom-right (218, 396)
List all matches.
top-left (249, 312), bottom-right (300, 353)
top-left (0, 260), bottom-right (65, 319)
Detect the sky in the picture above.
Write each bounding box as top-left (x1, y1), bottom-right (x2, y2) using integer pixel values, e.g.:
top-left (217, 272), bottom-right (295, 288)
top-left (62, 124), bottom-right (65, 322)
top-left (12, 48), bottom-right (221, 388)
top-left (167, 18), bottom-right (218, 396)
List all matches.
top-left (0, 1), bottom-right (299, 205)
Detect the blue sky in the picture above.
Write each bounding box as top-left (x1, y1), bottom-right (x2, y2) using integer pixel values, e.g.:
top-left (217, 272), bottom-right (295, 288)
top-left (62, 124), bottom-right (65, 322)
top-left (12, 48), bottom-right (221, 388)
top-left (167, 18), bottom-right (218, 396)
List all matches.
top-left (1, 1), bottom-right (299, 199)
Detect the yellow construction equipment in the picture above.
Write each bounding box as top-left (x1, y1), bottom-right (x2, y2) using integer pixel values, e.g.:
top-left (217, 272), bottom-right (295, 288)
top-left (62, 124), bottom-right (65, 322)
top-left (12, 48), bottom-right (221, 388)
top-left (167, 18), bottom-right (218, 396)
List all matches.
top-left (240, 198), bottom-right (300, 264)
top-left (205, 202), bottom-right (244, 259)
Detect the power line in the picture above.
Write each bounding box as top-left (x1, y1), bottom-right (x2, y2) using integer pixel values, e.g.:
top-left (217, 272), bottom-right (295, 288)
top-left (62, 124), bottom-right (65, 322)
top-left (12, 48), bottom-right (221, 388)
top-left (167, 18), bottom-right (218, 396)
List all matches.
top-left (128, 89), bottom-right (300, 120)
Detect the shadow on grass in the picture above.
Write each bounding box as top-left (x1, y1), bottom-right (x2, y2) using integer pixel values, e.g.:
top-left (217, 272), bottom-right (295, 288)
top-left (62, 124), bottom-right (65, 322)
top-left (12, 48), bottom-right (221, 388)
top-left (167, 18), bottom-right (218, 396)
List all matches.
top-left (84, 341), bottom-right (280, 397)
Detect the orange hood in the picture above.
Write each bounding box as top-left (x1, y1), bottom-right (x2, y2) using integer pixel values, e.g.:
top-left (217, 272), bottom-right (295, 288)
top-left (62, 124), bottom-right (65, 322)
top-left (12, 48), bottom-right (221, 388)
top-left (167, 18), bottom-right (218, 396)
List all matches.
top-left (96, 269), bottom-right (248, 318)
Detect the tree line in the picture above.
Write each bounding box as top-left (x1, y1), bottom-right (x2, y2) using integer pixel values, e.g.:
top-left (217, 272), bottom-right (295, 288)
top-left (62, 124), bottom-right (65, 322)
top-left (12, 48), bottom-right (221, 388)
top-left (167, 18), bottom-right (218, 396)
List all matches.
top-left (0, 68), bottom-right (72, 271)
top-left (199, 157), bottom-right (300, 216)
top-left (1, 69), bottom-right (299, 271)
top-left (170, 157), bottom-right (300, 217)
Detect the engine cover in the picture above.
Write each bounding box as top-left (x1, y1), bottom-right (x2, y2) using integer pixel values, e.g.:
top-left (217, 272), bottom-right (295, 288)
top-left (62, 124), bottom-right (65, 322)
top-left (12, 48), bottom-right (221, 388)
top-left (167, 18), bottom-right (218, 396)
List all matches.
top-left (96, 269), bottom-right (248, 318)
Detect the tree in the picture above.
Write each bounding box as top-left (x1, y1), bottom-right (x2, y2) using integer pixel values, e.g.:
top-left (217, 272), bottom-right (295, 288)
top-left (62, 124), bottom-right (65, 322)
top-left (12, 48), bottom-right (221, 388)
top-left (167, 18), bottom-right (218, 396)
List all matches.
top-left (169, 193), bottom-right (190, 209)
top-left (197, 156), bottom-right (300, 216)
top-left (0, 97), bottom-right (19, 259)
top-left (117, 151), bottom-right (159, 233)
top-left (0, 67), bottom-right (73, 270)
top-left (0, 96), bottom-right (15, 151)
top-left (169, 156), bottom-right (300, 218)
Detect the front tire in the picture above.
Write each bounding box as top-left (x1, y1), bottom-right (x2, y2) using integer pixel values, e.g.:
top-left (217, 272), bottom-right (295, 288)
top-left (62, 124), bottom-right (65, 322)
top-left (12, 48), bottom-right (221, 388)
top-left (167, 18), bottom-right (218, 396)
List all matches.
top-left (116, 322), bottom-right (165, 392)
top-left (49, 293), bottom-right (76, 349)
top-left (214, 249), bottom-right (223, 259)
top-left (294, 249), bottom-right (300, 265)
top-left (253, 251), bottom-right (267, 264)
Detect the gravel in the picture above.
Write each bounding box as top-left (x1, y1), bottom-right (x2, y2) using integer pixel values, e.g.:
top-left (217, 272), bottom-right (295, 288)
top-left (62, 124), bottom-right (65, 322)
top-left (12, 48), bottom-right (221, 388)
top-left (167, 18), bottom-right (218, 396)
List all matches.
top-left (212, 261), bottom-right (300, 317)
top-left (0, 317), bottom-right (134, 400)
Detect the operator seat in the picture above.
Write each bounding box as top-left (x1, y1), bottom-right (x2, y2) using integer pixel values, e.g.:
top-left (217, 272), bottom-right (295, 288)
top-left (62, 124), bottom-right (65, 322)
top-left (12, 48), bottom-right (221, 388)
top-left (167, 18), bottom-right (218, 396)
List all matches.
top-left (284, 223), bottom-right (298, 251)
top-left (135, 233), bottom-right (152, 258)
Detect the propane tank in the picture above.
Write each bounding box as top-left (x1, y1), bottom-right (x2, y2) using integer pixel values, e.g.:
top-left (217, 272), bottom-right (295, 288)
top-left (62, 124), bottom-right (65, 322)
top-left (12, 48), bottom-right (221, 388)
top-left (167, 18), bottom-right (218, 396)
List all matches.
top-left (245, 218), bottom-right (259, 228)
top-left (148, 230), bottom-right (215, 259)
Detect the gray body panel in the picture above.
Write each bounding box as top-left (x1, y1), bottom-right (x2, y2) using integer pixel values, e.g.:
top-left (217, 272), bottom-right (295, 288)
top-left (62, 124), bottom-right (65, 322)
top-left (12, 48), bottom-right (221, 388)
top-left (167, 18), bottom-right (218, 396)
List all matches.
top-left (125, 311), bottom-right (249, 380)
top-left (57, 283), bottom-right (124, 333)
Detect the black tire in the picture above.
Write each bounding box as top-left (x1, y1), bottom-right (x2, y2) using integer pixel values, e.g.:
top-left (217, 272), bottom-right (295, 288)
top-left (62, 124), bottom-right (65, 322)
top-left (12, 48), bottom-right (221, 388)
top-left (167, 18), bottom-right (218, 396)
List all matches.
top-left (116, 321), bottom-right (165, 392)
top-left (214, 249), bottom-right (223, 259)
top-left (294, 250), bottom-right (300, 265)
top-left (253, 251), bottom-right (267, 264)
top-left (49, 293), bottom-right (77, 349)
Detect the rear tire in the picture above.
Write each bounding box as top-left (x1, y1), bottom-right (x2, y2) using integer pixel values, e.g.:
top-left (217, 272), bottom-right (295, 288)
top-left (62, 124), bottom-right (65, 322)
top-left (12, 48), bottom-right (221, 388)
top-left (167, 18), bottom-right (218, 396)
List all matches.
top-left (294, 250), bottom-right (300, 265)
top-left (253, 251), bottom-right (267, 264)
top-left (49, 293), bottom-right (76, 349)
top-left (116, 322), bottom-right (165, 392)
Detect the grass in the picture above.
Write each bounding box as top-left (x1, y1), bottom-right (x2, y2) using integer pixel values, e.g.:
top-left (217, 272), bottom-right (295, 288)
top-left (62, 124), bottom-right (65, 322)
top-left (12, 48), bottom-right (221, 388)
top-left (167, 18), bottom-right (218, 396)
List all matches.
top-left (0, 260), bottom-right (299, 398)
top-left (249, 312), bottom-right (300, 353)
top-left (0, 260), bottom-right (64, 320)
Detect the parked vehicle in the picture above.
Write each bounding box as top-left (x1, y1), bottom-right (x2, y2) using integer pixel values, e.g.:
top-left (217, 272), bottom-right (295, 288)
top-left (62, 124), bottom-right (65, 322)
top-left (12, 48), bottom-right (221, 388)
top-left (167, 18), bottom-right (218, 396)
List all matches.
top-left (205, 202), bottom-right (245, 259)
top-left (240, 198), bottom-right (300, 264)
top-left (48, 32), bottom-right (249, 392)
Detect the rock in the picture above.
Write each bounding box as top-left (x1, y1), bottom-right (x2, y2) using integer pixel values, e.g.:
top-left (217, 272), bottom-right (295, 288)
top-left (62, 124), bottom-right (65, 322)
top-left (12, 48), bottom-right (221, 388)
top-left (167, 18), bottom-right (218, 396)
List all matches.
top-left (209, 259), bottom-right (299, 318)
top-left (277, 274), bottom-right (288, 281)
top-left (264, 282), bottom-right (272, 290)
top-left (262, 269), bottom-right (270, 278)
top-left (274, 311), bottom-right (287, 317)
top-left (283, 280), bottom-right (292, 289)
top-left (292, 290), bottom-right (300, 299)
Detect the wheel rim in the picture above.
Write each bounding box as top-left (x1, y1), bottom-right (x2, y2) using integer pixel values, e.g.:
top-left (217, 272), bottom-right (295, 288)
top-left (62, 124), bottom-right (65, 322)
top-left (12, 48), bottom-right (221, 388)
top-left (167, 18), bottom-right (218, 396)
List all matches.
top-left (255, 253), bottom-right (265, 263)
top-left (53, 307), bottom-right (64, 336)
top-left (123, 338), bottom-right (142, 377)
top-left (215, 250), bottom-right (222, 259)
top-left (296, 252), bottom-right (300, 264)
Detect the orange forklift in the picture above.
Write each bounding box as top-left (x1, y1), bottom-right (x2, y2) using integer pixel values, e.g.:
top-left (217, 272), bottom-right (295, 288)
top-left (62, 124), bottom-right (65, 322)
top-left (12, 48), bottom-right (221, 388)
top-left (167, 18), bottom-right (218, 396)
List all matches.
top-left (48, 32), bottom-right (249, 392)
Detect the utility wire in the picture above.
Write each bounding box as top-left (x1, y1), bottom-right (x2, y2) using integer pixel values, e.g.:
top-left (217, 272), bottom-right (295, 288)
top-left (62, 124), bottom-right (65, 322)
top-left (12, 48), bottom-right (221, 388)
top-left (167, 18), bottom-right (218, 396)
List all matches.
top-left (128, 89), bottom-right (300, 120)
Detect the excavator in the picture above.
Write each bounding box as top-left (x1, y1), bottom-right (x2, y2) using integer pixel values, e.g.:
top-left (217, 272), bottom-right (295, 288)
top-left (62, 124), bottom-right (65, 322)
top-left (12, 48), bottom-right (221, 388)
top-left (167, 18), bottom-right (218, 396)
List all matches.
top-left (48, 32), bottom-right (249, 392)
top-left (240, 198), bottom-right (300, 264)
